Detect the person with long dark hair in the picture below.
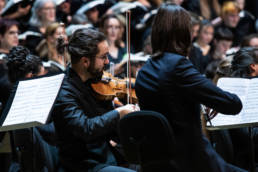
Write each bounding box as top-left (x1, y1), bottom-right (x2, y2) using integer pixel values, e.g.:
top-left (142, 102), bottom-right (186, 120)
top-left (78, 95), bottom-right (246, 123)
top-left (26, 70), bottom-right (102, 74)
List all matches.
top-left (135, 3), bottom-right (247, 172)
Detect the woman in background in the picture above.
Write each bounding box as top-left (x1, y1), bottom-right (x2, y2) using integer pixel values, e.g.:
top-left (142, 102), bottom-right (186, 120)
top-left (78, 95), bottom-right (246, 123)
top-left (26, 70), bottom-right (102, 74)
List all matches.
top-left (0, 19), bottom-right (19, 56)
top-left (99, 14), bottom-right (126, 75)
top-left (29, 0), bottom-right (56, 34)
top-left (26, 0), bottom-right (56, 53)
top-left (194, 20), bottom-right (214, 56)
top-left (36, 22), bottom-right (69, 73)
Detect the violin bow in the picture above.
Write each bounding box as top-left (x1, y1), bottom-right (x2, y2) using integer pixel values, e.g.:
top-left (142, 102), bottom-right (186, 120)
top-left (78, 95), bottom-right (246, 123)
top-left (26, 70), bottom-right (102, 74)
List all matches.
top-left (126, 10), bottom-right (133, 104)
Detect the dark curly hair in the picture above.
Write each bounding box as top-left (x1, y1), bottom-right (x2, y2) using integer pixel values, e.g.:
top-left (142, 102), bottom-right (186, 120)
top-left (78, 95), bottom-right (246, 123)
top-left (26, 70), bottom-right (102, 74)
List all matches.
top-left (231, 47), bottom-right (258, 77)
top-left (7, 46), bottom-right (43, 83)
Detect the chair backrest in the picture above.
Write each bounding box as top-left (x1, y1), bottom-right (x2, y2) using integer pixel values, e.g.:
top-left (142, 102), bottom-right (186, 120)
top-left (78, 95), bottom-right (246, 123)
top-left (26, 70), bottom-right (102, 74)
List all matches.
top-left (118, 110), bottom-right (176, 166)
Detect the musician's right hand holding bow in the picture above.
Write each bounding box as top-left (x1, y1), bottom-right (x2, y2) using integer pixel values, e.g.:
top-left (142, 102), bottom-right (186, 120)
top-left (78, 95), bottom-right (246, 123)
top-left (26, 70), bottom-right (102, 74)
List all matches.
top-left (116, 104), bottom-right (140, 119)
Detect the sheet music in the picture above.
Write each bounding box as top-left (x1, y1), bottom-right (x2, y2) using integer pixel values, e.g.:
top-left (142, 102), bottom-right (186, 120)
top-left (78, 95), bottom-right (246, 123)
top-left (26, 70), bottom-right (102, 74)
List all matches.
top-left (2, 74), bottom-right (64, 127)
top-left (241, 79), bottom-right (258, 124)
top-left (208, 78), bottom-right (250, 127)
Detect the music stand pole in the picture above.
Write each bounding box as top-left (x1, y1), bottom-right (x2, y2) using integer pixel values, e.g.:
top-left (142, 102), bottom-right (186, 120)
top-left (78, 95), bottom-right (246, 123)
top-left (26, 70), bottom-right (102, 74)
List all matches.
top-left (248, 127), bottom-right (255, 172)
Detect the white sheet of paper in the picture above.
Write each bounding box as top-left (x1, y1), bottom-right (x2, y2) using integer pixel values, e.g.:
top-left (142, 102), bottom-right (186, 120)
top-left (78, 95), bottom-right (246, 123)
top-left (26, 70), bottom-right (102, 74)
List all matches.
top-left (2, 74), bottom-right (64, 127)
top-left (209, 78), bottom-right (250, 127)
top-left (241, 79), bottom-right (258, 124)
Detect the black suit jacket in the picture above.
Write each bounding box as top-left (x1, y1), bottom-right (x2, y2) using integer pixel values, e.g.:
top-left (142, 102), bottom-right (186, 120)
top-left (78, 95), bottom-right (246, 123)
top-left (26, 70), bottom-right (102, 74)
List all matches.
top-left (135, 52), bottom-right (246, 172)
top-left (52, 68), bottom-right (120, 172)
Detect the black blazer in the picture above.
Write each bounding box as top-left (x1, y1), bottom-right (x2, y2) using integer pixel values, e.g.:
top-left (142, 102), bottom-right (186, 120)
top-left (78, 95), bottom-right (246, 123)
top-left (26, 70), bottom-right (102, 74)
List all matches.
top-left (52, 68), bottom-right (120, 172)
top-left (135, 52), bottom-right (246, 172)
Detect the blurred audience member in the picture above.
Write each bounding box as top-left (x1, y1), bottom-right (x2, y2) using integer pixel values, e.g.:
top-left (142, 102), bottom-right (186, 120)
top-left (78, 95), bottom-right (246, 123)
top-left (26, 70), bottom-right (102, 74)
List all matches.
top-left (100, 14), bottom-right (126, 75)
top-left (190, 12), bottom-right (202, 41)
top-left (209, 27), bottom-right (234, 61)
top-left (182, 0), bottom-right (221, 20)
top-left (220, 1), bottom-right (240, 29)
top-left (169, 0), bottom-right (184, 6)
top-left (194, 20), bottom-right (214, 56)
top-left (29, 0), bottom-right (56, 34)
top-left (215, 1), bottom-right (254, 47)
top-left (235, 0), bottom-right (256, 39)
top-left (71, 13), bottom-right (89, 25)
top-left (26, 0), bottom-right (56, 53)
top-left (56, 0), bottom-right (72, 25)
top-left (0, 19), bottom-right (19, 56)
top-left (76, 0), bottom-right (112, 27)
top-left (188, 12), bottom-right (206, 73)
top-left (200, 0), bottom-right (221, 20)
top-left (0, 18), bottom-right (19, 113)
top-left (0, 0), bottom-right (5, 14)
top-left (241, 33), bottom-right (258, 48)
top-left (202, 27), bottom-right (234, 75)
top-left (36, 22), bottom-right (69, 73)
top-left (1, 0), bottom-right (32, 24)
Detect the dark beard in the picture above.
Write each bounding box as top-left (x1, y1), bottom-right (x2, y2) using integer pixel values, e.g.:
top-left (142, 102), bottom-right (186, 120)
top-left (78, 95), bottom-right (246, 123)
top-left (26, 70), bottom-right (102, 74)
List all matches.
top-left (87, 62), bottom-right (108, 82)
top-left (90, 70), bottom-right (103, 82)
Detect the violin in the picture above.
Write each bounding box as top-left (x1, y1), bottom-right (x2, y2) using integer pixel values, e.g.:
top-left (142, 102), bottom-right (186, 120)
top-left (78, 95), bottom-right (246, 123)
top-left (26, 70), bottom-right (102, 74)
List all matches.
top-left (91, 72), bottom-right (138, 103)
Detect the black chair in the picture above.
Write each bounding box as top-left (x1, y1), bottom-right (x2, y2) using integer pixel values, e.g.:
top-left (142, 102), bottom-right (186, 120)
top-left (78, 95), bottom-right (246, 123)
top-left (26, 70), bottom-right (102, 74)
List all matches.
top-left (118, 110), bottom-right (180, 172)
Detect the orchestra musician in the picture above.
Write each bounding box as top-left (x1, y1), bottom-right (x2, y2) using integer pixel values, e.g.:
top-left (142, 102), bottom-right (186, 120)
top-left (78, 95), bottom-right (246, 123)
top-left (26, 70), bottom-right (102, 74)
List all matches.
top-left (203, 47), bottom-right (258, 170)
top-left (228, 47), bottom-right (258, 169)
top-left (51, 28), bottom-right (138, 172)
top-left (3, 46), bottom-right (57, 171)
top-left (135, 3), bottom-right (247, 172)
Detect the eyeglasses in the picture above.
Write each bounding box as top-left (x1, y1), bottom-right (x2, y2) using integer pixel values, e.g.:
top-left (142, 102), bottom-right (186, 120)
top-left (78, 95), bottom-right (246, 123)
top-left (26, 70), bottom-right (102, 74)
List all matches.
top-left (97, 53), bottom-right (109, 61)
top-left (42, 7), bottom-right (55, 11)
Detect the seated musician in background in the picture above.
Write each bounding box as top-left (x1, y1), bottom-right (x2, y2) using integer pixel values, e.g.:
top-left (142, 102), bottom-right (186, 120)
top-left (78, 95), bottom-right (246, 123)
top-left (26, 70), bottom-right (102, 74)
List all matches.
top-left (231, 47), bottom-right (258, 77)
top-left (2, 46), bottom-right (58, 171)
top-left (135, 3), bottom-right (247, 172)
top-left (7, 46), bottom-right (46, 84)
top-left (0, 46), bottom-right (46, 112)
top-left (206, 47), bottom-right (258, 170)
top-left (228, 47), bottom-right (258, 169)
top-left (52, 28), bottom-right (138, 172)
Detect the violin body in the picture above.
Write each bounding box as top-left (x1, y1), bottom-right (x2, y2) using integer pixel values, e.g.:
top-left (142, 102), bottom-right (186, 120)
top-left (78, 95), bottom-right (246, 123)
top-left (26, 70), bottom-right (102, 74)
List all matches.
top-left (91, 72), bottom-right (138, 103)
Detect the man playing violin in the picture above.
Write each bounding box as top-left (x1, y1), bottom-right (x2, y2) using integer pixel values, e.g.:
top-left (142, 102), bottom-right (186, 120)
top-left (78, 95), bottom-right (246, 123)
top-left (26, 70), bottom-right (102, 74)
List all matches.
top-left (52, 28), bottom-right (137, 172)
